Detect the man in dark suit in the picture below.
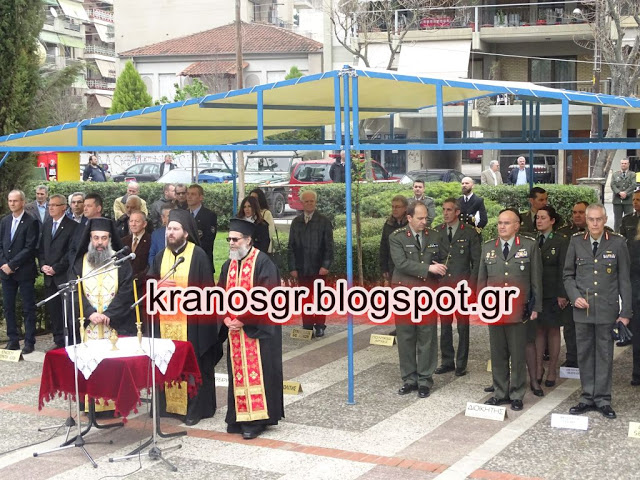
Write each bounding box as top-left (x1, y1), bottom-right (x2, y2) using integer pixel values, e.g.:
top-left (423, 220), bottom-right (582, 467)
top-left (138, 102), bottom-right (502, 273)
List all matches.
top-left (0, 190), bottom-right (40, 354)
top-left (159, 154), bottom-right (177, 177)
top-left (563, 204), bottom-right (632, 419)
top-left (187, 184), bottom-right (217, 273)
top-left (434, 198), bottom-right (480, 377)
top-left (38, 194), bottom-right (77, 349)
top-left (459, 177), bottom-right (488, 229)
top-left (389, 201), bottom-right (447, 398)
top-left (148, 204), bottom-right (173, 267)
top-left (121, 211), bottom-right (151, 288)
top-left (24, 184), bottom-right (50, 226)
top-left (508, 156), bottom-right (531, 185)
top-left (66, 192), bottom-right (86, 224)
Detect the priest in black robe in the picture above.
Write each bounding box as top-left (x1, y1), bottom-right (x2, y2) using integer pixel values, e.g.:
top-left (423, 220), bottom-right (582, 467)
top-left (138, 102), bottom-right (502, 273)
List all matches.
top-left (148, 209), bottom-right (219, 426)
top-left (71, 217), bottom-right (136, 339)
top-left (219, 219), bottom-right (284, 440)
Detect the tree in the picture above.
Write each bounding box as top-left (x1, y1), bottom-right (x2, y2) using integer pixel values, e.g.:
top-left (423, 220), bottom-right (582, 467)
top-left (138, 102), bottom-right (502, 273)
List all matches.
top-left (577, 0), bottom-right (640, 177)
top-left (0, 0), bottom-right (44, 212)
top-left (330, 0), bottom-right (453, 70)
top-left (109, 60), bottom-right (153, 114)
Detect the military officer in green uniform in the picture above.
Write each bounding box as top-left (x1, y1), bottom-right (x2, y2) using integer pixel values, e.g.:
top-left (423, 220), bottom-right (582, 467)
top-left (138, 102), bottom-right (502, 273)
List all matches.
top-left (557, 201), bottom-right (588, 237)
top-left (611, 157), bottom-right (635, 232)
top-left (479, 209), bottom-right (542, 411)
top-left (534, 206), bottom-right (569, 390)
top-left (620, 190), bottom-right (640, 242)
top-left (433, 198), bottom-right (480, 377)
top-left (519, 187), bottom-right (548, 235)
top-left (563, 204), bottom-right (632, 419)
top-left (390, 201), bottom-right (447, 399)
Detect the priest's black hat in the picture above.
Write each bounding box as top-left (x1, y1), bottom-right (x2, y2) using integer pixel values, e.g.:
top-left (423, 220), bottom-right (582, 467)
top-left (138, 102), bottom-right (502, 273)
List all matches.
top-left (168, 209), bottom-right (200, 246)
top-left (229, 218), bottom-right (255, 237)
top-left (72, 217), bottom-right (124, 266)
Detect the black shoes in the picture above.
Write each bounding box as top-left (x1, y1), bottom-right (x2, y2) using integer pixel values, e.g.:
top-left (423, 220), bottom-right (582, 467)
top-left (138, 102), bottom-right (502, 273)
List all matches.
top-left (5, 341), bottom-right (20, 351)
top-left (561, 361), bottom-right (578, 368)
top-left (241, 424), bottom-right (265, 440)
top-left (569, 402), bottom-right (595, 415)
top-left (511, 400), bottom-right (523, 411)
top-left (631, 378), bottom-right (640, 386)
top-left (485, 397), bottom-right (510, 406)
top-left (530, 384), bottom-right (544, 397)
top-left (21, 344), bottom-right (34, 355)
top-left (314, 326), bottom-right (326, 338)
top-left (226, 423), bottom-right (242, 434)
top-left (434, 365), bottom-right (455, 375)
top-left (599, 405), bottom-right (616, 419)
top-left (454, 369), bottom-right (467, 377)
top-left (397, 383), bottom-right (418, 395)
top-left (484, 385), bottom-right (495, 393)
top-left (184, 414), bottom-right (202, 426)
top-left (418, 386), bottom-right (430, 398)
top-left (544, 379), bottom-right (556, 387)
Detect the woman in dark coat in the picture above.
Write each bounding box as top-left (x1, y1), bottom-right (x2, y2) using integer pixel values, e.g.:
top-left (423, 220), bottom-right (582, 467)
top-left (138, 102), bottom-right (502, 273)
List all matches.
top-left (237, 196), bottom-right (271, 253)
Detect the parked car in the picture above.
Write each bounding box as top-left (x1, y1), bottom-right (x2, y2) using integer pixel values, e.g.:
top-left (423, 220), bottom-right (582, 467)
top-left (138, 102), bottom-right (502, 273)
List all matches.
top-left (287, 158), bottom-right (398, 211)
top-left (399, 169), bottom-right (465, 184)
top-left (112, 162), bottom-right (161, 182)
top-left (504, 154), bottom-right (557, 183)
top-left (156, 168), bottom-right (234, 184)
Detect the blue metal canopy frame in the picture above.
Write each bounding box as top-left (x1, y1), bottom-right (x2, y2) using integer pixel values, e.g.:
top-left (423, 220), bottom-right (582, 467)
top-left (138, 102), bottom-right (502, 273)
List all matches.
top-left (2, 66), bottom-right (640, 405)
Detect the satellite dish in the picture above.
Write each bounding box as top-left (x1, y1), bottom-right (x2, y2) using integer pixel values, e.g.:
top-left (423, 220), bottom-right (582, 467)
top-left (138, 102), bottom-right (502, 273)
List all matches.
top-left (50, 7), bottom-right (58, 17)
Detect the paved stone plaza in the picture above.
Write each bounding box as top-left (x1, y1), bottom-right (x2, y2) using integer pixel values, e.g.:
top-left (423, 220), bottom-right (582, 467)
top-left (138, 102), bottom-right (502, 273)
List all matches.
top-left (0, 319), bottom-right (638, 480)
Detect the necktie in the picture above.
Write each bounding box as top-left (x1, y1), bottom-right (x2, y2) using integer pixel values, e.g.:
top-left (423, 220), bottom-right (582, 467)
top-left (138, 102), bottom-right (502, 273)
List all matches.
top-left (51, 221), bottom-right (58, 237)
top-left (448, 226), bottom-right (453, 243)
top-left (592, 241), bottom-right (598, 256)
top-left (503, 242), bottom-right (510, 260)
top-left (416, 233), bottom-right (422, 250)
top-left (623, 172), bottom-right (626, 178)
top-left (132, 236), bottom-right (139, 252)
top-left (465, 197), bottom-right (468, 203)
top-left (10, 218), bottom-right (19, 241)
top-left (305, 215), bottom-right (311, 224)
top-left (192, 211), bottom-right (196, 218)
top-left (538, 234), bottom-right (544, 248)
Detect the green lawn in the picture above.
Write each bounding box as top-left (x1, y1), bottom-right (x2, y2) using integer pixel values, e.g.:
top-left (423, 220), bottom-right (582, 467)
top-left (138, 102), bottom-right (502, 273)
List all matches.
top-left (213, 231), bottom-right (228, 282)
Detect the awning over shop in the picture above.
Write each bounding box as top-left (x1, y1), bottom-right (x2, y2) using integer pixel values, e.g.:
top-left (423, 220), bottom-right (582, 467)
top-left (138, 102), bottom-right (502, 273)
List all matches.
top-left (57, 0), bottom-right (90, 22)
top-left (398, 40), bottom-right (471, 78)
top-left (94, 23), bottom-right (115, 43)
top-left (93, 94), bottom-right (113, 109)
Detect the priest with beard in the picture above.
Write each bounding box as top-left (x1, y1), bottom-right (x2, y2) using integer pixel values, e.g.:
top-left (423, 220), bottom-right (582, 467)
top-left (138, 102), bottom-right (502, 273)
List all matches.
top-left (71, 217), bottom-right (136, 341)
top-left (148, 209), bottom-right (218, 426)
top-left (219, 219), bottom-right (284, 440)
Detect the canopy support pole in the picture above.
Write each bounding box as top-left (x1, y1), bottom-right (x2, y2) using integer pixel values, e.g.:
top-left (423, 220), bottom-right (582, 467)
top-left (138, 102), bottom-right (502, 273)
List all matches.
top-left (232, 151), bottom-right (238, 215)
top-left (342, 66), bottom-right (355, 405)
top-left (0, 152), bottom-right (8, 168)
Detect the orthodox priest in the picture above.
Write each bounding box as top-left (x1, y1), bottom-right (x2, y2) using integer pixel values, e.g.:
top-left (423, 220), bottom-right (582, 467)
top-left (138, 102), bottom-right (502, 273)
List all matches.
top-left (219, 219), bottom-right (284, 440)
top-left (71, 217), bottom-right (136, 340)
top-left (148, 209), bottom-right (218, 426)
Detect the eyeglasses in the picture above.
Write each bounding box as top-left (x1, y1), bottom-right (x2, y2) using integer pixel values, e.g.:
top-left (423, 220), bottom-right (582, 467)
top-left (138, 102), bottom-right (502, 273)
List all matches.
top-left (226, 237), bottom-right (245, 243)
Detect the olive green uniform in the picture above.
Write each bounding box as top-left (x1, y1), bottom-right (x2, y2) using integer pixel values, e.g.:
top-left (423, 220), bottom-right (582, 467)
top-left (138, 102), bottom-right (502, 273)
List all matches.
top-left (611, 169), bottom-right (636, 232)
top-left (563, 230), bottom-right (632, 407)
top-left (477, 235), bottom-right (543, 401)
top-left (435, 221), bottom-right (481, 372)
top-left (538, 231), bottom-right (569, 328)
top-left (389, 226), bottom-right (440, 389)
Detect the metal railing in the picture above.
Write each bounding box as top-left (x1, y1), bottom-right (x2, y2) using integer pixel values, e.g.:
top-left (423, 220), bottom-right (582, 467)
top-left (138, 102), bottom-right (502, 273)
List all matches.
top-left (87, 79), bottom-right (115, 90)
top-left (85, 45), bottom-right (116, 57)
top-left (87, 8), bottom-right (114, 23)
top-left (359, 1), bottom-right (591, 35)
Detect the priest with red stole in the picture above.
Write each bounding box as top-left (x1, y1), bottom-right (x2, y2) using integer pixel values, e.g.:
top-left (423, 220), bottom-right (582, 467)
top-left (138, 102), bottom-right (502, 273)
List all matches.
top-left (148, 209), bottom-right (219, 426)
top-left (219, 219), bottom-right (284, 440)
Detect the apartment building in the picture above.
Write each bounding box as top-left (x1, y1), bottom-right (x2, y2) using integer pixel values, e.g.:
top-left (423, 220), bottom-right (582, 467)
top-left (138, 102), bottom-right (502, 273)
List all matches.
top-left (324, 1), bottom-right (640, 182)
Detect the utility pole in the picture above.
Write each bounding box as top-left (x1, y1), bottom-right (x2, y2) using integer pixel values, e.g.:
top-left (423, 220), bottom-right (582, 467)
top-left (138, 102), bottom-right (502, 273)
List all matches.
top-left (236, 0), bottom-right (245, 200)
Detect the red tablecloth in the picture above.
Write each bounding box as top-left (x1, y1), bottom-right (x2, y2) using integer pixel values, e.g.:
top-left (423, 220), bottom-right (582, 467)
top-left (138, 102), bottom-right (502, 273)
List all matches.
top-left (39, 340), bottom-right (201, 421)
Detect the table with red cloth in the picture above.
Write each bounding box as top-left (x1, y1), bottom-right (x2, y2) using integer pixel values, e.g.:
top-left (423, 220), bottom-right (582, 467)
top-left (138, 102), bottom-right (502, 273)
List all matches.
top-left (38, 340), bottom-right (201, 421)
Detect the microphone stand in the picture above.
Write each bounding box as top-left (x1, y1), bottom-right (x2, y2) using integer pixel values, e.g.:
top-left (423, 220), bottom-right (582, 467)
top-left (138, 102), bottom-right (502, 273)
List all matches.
top-left (109, 259), bottom-right (185, 471)
top-left (34, 260), bottom-right (127, 466)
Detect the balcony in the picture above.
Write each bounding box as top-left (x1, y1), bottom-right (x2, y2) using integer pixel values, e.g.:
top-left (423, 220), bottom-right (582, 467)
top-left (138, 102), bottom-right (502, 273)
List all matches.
top-left (87, 8), bottom-right (113, 23)
top-left (87, 79), bottom-right (115, 90)
top-left (358, 1), bottom-right (591, 35)
top-left (85, 45), bottom-right (116, 57)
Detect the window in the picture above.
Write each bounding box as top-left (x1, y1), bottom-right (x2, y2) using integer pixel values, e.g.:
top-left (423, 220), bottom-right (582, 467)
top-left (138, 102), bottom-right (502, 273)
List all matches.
top-left (294, 165), bottom-right (330, 182)
top-left (530, 57), bottom-right (576, 90)
top-left (126, 164), bottom-right (143, 175)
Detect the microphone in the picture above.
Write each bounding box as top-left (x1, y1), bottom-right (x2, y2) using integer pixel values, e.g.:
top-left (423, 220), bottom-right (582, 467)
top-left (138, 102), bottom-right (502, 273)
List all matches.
top-left (115, 252), bottom-right (136, 265)
top-left (111, 245), bottom-right (131, 259)
top-left (170, 256), bottom-right (185, 270)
